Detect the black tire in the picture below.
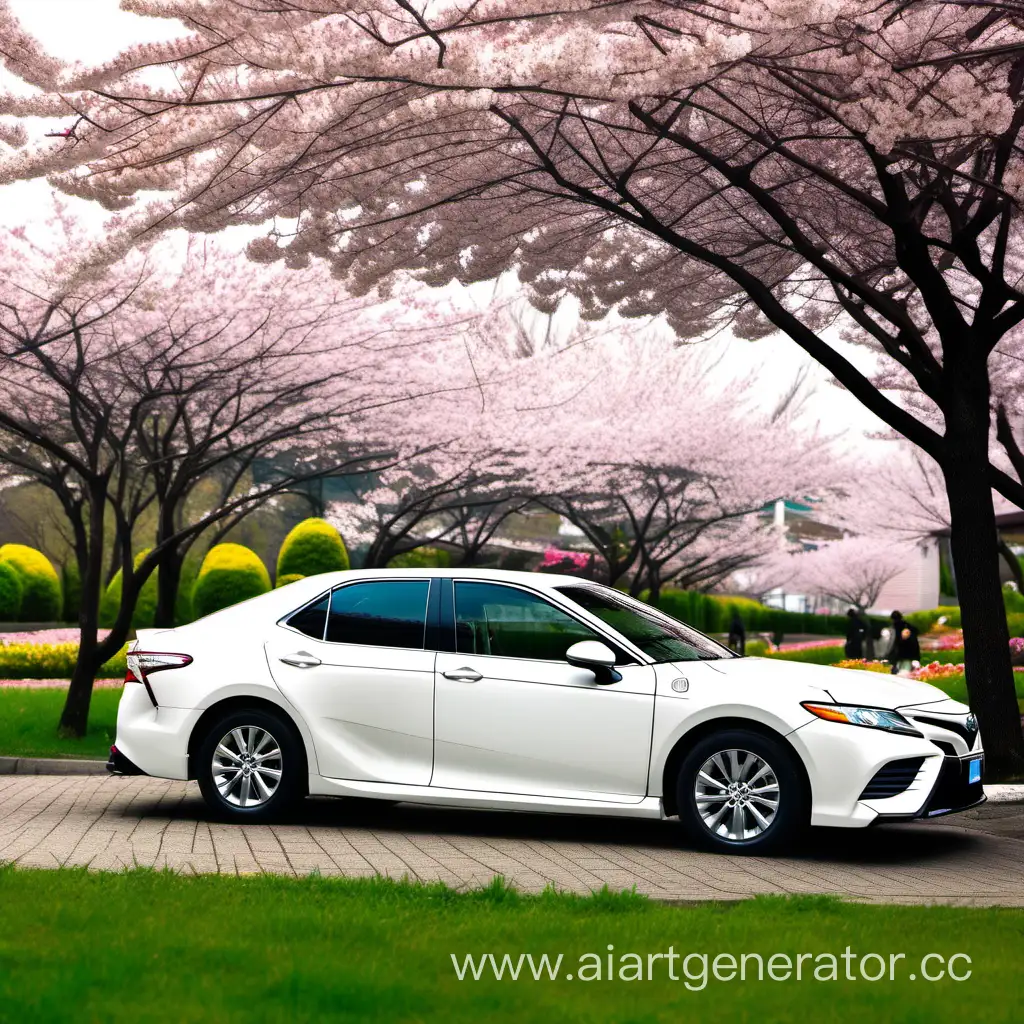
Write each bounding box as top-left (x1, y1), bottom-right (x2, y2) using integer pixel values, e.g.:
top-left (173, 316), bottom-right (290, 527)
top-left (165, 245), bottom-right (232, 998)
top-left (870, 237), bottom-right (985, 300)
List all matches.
top-left (196, 708), bottom-right (306, 823)
top-left (676, 728), bottom-right (808, 854)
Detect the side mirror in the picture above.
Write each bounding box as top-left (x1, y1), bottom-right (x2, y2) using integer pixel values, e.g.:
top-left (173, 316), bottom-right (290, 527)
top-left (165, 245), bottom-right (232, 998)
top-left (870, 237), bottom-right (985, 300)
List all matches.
top-left (566, 640), bottom-right (622, 685)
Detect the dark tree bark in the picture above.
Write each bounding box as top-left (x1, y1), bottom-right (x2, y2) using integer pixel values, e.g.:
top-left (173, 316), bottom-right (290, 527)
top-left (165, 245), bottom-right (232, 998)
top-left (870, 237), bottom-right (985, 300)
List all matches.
top-left (943, 379), bottom-right (1024, 778)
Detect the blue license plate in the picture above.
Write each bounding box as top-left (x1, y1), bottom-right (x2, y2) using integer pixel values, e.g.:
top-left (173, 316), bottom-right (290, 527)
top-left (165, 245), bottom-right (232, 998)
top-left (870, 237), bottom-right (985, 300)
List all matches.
top-left (968, 758), bottom-right (982, 784)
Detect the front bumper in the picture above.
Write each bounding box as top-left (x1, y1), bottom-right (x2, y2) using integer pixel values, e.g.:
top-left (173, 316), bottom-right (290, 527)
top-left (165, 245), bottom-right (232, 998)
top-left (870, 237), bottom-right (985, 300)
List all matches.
top-left (791, 715), bottom-right (984, 827)
top-left (873, 754), bottom-right (986, 822)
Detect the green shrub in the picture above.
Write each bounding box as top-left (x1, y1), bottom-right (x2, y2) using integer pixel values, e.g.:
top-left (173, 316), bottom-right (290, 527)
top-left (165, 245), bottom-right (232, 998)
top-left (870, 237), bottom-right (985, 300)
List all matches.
top-left (745, 638), bottom-right (769, 657)
top-left (1004, 586), bottom-right (1024, 614)
top-left (651, 588), bottom-right (876, 638)
top-left (1008, 612), bottom-right (1024, 639)
top-left (174, 557), bottom-right (201, 626)
top-left (0, 544), bottom-right (62, 622)
top-left (0, 561), bottom-right (23, 621)
top-left (276, 518), bottom-right (349, 581)
top-left (192, 543), bottom-right (272, 619)
top-left (61, 562), bottom-right (81, 623)
top-left (99, 550), bottom-right (158, 629)
top-left (275, 573), bottom-right (304, 588)
top-left (387, 547), bottom-right (453, 569)
top-left (0, 641), bottom-right (127, 679)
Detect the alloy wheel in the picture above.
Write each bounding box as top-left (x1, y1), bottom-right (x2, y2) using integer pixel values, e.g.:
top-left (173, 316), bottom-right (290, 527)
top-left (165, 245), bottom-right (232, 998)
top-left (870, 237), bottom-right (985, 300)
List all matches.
top-left (211, 725), bottom-right (283, 808)
top-left (693, 748), bottom-right (780, 842)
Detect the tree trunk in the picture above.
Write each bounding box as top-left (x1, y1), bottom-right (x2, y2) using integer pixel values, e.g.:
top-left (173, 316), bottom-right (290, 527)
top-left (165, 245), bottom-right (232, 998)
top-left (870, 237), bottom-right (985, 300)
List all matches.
top-left (58, 487), bottom-right (107, 738)
top-left (943, 421), bottom-right (1024, 780)
top-left (154, 546), bottom-right (182, 628)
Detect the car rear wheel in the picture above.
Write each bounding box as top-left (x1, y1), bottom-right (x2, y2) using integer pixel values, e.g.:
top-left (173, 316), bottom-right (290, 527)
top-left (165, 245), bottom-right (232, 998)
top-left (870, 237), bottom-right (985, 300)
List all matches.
top-left (676, 729), bottom-right (808, 854)
top-left (196, 708), bottom-right (305, 823)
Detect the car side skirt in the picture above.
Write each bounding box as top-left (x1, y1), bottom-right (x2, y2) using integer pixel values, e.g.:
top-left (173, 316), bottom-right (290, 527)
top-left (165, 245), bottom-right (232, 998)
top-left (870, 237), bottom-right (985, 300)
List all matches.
top-left (310, 775), bottom-right (667, 818)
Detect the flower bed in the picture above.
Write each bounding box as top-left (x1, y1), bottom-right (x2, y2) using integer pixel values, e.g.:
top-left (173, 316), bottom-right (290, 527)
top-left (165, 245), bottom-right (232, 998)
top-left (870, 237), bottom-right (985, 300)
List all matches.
top-left (0, 628), bottom-right (110, 646)
top-left (832, 659), bottom-right (891, 673)
top-left (776, 638), bottom-right (844, 651)
top-left (0, 641), bottom-right (125, 680)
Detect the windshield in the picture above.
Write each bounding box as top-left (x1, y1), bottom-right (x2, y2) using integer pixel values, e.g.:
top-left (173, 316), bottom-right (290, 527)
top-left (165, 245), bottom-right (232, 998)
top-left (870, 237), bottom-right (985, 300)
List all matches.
top-left (556, 585), bottom-right (737, 663)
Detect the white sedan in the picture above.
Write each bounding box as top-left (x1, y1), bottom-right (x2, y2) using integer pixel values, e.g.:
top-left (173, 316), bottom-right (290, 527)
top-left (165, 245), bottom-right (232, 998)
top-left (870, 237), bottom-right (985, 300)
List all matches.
top-left (108, 569), bottom-right (985, 853)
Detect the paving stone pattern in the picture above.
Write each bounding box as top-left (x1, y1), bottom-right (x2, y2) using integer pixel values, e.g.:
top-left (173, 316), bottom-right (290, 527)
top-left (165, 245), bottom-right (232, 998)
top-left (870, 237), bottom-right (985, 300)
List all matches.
top-left (1, 776), bottom-right (1022, 905)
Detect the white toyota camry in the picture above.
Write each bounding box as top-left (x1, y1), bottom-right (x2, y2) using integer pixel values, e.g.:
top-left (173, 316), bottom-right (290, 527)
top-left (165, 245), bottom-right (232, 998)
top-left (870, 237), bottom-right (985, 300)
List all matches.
top-left (108, 569), bottom-right (985, 853)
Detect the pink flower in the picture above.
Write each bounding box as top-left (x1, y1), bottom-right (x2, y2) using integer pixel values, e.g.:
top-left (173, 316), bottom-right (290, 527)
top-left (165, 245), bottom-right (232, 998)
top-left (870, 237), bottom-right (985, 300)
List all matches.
top-left (538, 546), bottom-right (590, 570)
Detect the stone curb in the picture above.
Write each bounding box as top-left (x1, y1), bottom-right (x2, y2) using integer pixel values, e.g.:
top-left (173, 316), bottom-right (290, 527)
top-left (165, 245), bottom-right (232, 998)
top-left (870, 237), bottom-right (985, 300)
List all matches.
top-left (0, 756), bottom-right (107, 776)
top-left (983, 785), bottom-right (1024, 803)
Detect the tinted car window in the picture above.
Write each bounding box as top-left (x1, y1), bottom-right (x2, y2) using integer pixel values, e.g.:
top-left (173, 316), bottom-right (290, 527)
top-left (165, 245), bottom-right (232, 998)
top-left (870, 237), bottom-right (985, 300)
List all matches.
top-left (326, 580), bottom-right (429, 649)
top-left (285, 594), bottom-right (329, 640)
top-left (455, 582), bottom-right (600, 661)
top-left (557, 585), bottom-right (735, 662)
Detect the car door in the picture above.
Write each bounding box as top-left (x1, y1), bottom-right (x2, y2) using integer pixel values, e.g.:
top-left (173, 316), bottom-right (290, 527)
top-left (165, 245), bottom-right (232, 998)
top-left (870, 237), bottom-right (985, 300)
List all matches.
top-left (265, 578), bottom-right (436, 785)
top-left (432, 580), bottom-right (656, 802)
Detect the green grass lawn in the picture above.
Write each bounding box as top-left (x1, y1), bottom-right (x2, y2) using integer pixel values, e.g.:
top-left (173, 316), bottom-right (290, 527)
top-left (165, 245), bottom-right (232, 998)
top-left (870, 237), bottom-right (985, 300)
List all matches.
top-left (0, 869), bottom-right (1021, 1023)
top-left (0, 686), bottom-right (122, 759)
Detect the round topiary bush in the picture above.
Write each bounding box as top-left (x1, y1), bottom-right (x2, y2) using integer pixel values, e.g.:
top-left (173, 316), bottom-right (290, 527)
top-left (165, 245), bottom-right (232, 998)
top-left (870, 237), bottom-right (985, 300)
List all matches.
top-left (192, 543), bottom-right (272, 619)
top-left (0, 544), bottom-right (62, 622)
top-left (99, 549), bottom-right (158, 629)
top-left (387, 546), bottom-right (453, 569)
top-left (61, 561), bottom-right (81, 623)
top-left (275, 573), bottom-right (304, 588)
top-left (276, 518), bottom-right (349, 581)
top-left (0, 560), bottom-right (24, 621)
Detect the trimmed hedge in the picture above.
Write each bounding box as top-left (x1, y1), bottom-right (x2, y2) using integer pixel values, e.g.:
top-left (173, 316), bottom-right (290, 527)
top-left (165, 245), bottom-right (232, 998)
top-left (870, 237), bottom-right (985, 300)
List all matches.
top-left (387, 547), bottom-right (453, 569)
top-left (99, 550), bottom-right (157, 630)
top-left (192, 543), bottom-right (271, 619)
top-left (0, 641), bottom-right (127, 679)
top-left (275, 573), bottom-right (304, 588)
top-left (652, 589), bottom-right (880, 638)
top-left (0, 561), bottom-right (23, 620)
top-left (277, 518), bottom-right (349, 581)
top-left (0, 544), bottom-right (62, 622)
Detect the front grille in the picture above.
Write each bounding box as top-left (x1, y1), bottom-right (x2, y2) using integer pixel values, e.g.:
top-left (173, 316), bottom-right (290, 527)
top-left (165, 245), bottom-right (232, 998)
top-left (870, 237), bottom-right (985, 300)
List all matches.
top-left (912, 715), bottom-right (979, 749)
top-left (860, 757), bottom-right (925, 800)
top-left (924, 756), bottom-right (984, 816)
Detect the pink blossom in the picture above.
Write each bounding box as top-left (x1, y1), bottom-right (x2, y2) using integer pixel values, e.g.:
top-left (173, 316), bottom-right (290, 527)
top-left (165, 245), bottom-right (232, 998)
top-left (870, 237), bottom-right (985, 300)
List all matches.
top-left (0, 628), bottom-right (110, 647)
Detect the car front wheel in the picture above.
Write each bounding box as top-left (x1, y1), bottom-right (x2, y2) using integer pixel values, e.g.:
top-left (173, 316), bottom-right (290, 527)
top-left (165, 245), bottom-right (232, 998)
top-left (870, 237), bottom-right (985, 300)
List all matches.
top-left (196, 708), bottom-right (305, 823)
top-left (676, 729), bottom-right (808, 854)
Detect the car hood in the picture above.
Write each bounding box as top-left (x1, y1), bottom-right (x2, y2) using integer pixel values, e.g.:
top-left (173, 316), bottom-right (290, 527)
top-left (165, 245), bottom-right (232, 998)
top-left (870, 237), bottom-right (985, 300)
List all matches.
top-left (701, 656), bottom-right (953, 711)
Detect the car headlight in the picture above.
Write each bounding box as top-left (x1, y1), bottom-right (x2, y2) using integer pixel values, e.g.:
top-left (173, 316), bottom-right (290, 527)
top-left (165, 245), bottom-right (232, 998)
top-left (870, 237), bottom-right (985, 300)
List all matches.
top-left (802, 702), bottom-right (922, 737)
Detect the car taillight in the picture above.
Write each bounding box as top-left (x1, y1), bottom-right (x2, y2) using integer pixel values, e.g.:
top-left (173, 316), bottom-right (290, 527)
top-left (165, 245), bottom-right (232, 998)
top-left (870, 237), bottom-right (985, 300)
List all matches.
top-left (126, 652), bottom-right (193, 706)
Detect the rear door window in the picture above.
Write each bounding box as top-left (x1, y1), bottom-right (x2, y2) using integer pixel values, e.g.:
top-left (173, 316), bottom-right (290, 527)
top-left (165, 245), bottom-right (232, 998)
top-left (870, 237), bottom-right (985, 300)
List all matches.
top-left (326, 580), bottom-right (430, 649)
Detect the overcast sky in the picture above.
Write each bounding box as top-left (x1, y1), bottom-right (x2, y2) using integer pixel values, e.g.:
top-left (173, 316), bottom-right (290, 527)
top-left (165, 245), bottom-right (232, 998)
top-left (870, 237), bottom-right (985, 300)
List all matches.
top-left (1, 0), bottom-right (888, 448)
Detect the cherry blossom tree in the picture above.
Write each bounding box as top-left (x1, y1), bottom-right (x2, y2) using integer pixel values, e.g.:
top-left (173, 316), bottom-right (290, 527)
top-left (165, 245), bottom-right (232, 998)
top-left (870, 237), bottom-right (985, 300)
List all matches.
top-left (3, 2), bottom-right (1024, 768)
top-left (770, 535), bottom-right (915, 658)
top-left (0, 221), bottom-right (461, 736)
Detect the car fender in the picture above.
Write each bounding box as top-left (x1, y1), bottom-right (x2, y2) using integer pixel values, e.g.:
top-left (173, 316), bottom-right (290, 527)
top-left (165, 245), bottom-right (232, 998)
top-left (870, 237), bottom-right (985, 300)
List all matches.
top-left (186, 668), bottom-right (322, 778)
top-left (648, 699), bottom-right (816, 799)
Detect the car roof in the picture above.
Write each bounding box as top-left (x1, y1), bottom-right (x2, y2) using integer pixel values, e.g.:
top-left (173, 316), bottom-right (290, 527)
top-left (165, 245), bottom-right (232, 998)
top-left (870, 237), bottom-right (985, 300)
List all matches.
top-left (301, 567), bottom-right (588, 587)
top-left (160, 567), bottom-right (602, 637)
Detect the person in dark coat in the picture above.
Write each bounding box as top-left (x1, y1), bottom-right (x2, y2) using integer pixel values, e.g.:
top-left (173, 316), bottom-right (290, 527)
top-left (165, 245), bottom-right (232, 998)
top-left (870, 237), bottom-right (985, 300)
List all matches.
top-left (727, 610), bottom-right (746, 656)
top-left (887, 610), bottom-right (920, 674)
top-left (844, 608), bottom-right (867, 660)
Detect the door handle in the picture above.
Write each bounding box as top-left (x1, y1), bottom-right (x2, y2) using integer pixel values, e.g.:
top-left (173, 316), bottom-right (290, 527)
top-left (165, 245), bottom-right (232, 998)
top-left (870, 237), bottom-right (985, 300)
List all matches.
top-left (279, 651), bottom-right (322, 669)
top-left (442, 667), bottom-right (483, 682)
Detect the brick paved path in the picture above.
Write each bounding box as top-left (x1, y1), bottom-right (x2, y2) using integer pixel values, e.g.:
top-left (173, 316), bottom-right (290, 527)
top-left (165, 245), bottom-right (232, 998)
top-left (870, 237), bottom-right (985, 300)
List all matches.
top-left (2, 775), bottom-right (1022, 905)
